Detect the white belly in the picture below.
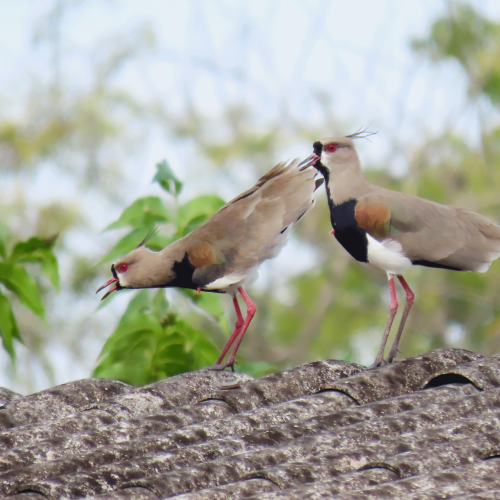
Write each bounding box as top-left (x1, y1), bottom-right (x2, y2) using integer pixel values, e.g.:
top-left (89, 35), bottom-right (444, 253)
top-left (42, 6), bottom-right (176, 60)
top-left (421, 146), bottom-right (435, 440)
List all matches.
top-left (366, 234), bottom-right (413, 275)
top-left (204, 268), bottom-right (259, 295)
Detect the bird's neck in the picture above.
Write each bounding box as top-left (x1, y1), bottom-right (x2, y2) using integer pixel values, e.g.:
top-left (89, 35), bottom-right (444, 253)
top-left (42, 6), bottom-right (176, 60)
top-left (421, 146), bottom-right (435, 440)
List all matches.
top-left (323, 159), bottom-right (370, 206)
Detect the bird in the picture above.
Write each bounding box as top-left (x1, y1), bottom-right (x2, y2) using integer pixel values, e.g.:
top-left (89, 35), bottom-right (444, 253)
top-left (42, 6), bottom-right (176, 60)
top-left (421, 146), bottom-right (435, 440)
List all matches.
top-left (311, 131), bottom-right (500, 367)
top-left (97, 157), bottom-right (324, 370)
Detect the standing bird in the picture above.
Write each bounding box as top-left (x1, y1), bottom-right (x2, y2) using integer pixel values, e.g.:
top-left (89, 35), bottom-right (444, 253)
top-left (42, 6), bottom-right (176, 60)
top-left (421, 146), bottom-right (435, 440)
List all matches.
top-left (312, 132), bottom-right (500, 366)
top-left (97, 158), bottom-right (323, 370)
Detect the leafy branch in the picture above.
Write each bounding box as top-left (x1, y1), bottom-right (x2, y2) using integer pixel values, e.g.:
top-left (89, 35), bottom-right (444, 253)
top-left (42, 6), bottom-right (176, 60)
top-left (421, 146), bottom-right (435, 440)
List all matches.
top-left (0, 228), bottom-right (59, 360)
top-left (93, 159), bottom-right (229, 384)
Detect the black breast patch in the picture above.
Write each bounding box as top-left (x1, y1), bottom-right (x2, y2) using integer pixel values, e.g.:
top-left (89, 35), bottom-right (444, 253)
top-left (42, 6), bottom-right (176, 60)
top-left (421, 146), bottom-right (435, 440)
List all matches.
top-left (330, 199), bottom-right (369, 263)
top-left (167, 253), bottom-right (197, 289)
top-left (309, 160), bottom-right (369, 264)
top-left (166, 253), bottom-right (224, 293)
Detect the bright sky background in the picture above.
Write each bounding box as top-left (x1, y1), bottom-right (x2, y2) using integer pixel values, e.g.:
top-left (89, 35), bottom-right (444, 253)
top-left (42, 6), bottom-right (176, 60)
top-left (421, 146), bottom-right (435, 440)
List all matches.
top-left (1, 0), bottom-right (499, 393)
top-left (3, 1), bottom-right (497, 200)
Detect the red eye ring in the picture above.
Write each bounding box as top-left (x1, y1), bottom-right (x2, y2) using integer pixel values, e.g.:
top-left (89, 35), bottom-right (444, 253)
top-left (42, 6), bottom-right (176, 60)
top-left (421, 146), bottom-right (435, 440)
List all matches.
top-left (325, 143), bottom-right (337, 153)
top-left (117, 263), bottom-right (129, 273)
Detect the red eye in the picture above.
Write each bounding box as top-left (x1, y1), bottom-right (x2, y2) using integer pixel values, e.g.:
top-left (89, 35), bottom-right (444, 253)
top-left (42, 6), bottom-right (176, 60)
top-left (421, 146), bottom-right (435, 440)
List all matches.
top-left (325, 144), bottom-right (337, 153)
top-left (117, 263), bottom-right (129, 273)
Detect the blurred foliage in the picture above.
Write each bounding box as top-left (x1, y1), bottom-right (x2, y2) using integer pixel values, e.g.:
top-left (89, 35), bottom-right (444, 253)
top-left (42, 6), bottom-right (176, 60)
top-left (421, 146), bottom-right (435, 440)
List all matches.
top-left (402, 4), bottom-right (500, 356)
top-left (93, 160), bottom-right (230, 385)
top-left (99, 159), bottom-right (226, 262)
top-left (3, 2), bottom-right (500, 393)
top-left (0, 227), bottom-right (59, 360)
top-left (412, 4), bottom-right (500, 104)
top-left (87, 1), bottom-right (500, 380)
top-left (212, 3), bottom-right (500, 368)
top-left (0, 4), bottom-right (159, 392)
top-left (94, 289), bottom-right (219, 385)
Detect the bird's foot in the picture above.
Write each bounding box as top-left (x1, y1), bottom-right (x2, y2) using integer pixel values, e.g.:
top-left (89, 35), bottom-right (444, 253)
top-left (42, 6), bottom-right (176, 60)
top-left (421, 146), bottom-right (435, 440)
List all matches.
top-left (370, 353), bottom-right (387, 369)
top-left (386, 346), bottom-right (400, 364)
top-left (370, 355), bottom-right (400, 369)
top-left (206, 360), bottom-right (236, 372)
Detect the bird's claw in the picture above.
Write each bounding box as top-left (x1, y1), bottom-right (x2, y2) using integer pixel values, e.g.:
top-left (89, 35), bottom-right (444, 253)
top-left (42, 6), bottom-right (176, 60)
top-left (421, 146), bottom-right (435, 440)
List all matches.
top-left (386, 346), bottom-right (401, 364)
top-left (370, 358), bottom-right (389, 369)
top-left (370, 355), bottom-right (402, 369)
top-left (206, 360), bottom-right (236, 372)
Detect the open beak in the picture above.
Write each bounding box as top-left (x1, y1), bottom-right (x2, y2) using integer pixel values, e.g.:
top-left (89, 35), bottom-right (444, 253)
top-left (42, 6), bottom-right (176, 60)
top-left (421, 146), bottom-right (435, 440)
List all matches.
top-left (298, 154), bottom-right (320, 170)
top-left (96, 277), bottom-right (119, 300)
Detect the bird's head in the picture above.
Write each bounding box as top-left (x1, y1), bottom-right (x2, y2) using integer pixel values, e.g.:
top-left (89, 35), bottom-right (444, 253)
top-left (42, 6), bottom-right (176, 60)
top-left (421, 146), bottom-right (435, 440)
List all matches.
top-left (312, 129), bottom-right (377, 177)
top-left (96, 245), bottom-right (181, 300)
top-left (312, 136), bottom-right (359, 176)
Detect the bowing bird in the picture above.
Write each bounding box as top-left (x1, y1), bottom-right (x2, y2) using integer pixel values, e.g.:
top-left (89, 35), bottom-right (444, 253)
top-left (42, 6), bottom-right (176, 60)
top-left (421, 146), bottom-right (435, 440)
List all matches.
top-left (97, 158), bottom-right (323, 370)
top-left (312, 132), bottom-right (500, 366)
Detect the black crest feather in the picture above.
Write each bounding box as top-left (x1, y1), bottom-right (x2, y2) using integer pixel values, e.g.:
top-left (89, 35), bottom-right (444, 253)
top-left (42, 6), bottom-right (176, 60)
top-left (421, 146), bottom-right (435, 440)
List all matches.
top-left (136, 226), bottom-right (160, 249)
top-left (346, 124), bottom-right (378, 142)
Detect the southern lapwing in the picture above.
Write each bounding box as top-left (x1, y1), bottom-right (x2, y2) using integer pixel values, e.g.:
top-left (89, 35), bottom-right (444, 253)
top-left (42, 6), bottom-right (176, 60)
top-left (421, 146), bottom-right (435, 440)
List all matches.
top-left (312, 133), bottom-right (500, 366)
top-left (97, 158), bottom-right (323, 370)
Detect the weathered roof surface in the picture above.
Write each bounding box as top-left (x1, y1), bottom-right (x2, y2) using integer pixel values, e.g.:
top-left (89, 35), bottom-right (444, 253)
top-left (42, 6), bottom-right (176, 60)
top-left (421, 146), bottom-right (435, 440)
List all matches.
top-left (0, 348), bottom-right (500, 499)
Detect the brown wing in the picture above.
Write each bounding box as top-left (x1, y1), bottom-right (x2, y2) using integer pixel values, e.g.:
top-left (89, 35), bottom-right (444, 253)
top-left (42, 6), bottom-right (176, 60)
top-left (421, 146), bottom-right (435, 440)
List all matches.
top-left (184, 241), bottom-right (227, 287)
top-left (222, 161), bottom-right (291, 207)
top-left (187, 242), bottom-right (220, 268)
top-left (354, 200), bottom-right (391, 238)
top-left (358, 188), bottom-right (500, 271)
top-left (184, 158), bottom-right (319, 287)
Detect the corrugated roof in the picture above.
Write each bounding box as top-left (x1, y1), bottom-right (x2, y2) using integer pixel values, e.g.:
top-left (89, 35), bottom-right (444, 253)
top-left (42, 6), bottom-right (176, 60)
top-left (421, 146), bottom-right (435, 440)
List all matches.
top-left (0, 349), bottom-right (499, 499)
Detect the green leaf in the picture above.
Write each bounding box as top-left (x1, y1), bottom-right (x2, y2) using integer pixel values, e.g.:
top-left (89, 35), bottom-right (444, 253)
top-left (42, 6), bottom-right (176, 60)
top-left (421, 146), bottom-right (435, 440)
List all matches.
top-left (93, 292), bottom-right (219, 385)
top-left (141, 231), bottom-right (172, 252)
top-left (41, 252), bottom-right (59, 290)
top-left (94, 311), bottom-right (162, 383)
top-left (176, 195), bottom-right (225, 236)
top-left (153, 159), bottom-right (183, 196)
top-left (104, 197), bottom-right (171, 231)
top-left (0, 223), bottom-right (10, 260)
top-left (179, 288), bottom-right (230, 334)
top-left (96, 287), bottom-right (134, 310)
top-left (95, 312), bottom-right (163, 361)
top-left (173, 321), bottom-right (220, 368)
top-left (0, 263), bottom-right (45, 318)
top-left (152, 289), bottom-right (169, 322)
top-left (0, 290), bottom-right (22, 360)
top-left (195, 292), bottom-right (225, 318)
top-left (119, 290), bottom-right (151, 325)
top-left (99, 228), bottom-right (156, 264)
top-left (10, 236), bottom-right (53, 261)
top-left (10, 237), bottom-right (60, 290)
top-left (180, 215), bottom-right (211, 238)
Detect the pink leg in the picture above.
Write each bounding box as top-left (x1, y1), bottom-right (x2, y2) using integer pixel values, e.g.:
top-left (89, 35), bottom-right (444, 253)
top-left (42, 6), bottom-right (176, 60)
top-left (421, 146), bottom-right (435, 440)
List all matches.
top-left (214, 296), bottom-right (244, 365)
top-left (372, 274), bottom-right (398, 368)
top-left (387, 275), bottom-right (415, 363)
top-left (216, 287), bottom-right (257, 371)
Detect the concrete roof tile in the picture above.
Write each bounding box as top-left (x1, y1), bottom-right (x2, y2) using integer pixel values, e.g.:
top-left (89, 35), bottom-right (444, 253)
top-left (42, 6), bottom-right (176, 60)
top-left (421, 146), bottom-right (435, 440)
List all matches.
top-left (0, 349), bottom-right (499, 499)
